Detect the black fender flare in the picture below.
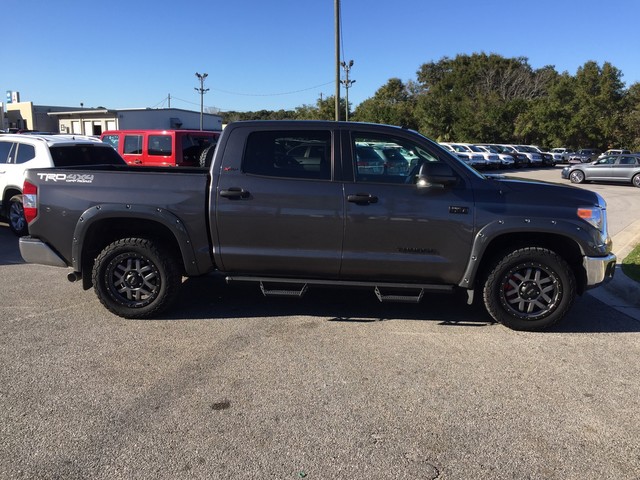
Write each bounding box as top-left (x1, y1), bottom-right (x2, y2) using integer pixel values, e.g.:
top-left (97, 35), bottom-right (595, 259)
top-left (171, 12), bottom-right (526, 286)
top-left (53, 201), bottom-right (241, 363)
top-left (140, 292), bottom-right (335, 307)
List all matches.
top-left (458, 217), bottom-right (596, 289)
top-left (71, 204), bottom-right (201, 276)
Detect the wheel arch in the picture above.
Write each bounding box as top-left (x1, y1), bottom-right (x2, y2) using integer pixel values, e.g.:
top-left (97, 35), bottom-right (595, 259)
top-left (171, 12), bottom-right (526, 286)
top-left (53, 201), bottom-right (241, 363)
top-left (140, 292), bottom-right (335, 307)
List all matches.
top-left (2, 186), bottom-right (21, 215)
top-left (72, 205), bottom-right (204, 289)
top-left (463, 231), bottom-right (587, 295)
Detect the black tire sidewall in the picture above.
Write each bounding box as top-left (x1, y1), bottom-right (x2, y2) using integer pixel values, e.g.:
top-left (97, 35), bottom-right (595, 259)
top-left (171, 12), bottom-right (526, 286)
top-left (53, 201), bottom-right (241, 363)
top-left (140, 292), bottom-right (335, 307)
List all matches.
top-left (483, 248), bottom-right (576, 331)
top-left (8, 196), bottom-right (28, 236)
top-left (92, 238), bottom-right (181, 318)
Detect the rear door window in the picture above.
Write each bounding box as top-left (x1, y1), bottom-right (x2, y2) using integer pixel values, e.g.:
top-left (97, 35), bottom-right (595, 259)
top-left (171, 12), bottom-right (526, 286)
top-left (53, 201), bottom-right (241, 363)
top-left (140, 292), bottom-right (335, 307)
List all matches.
top-left (148, 135), bottom-right (172, 156)
top-left (15, 144), bottom-right (36, 164)
top-left (123, 135), bottom-right (143, 154)
top-left (0, 142), bottom-right (12, 163)
top-left (243, 131), bottom-right (331, 180)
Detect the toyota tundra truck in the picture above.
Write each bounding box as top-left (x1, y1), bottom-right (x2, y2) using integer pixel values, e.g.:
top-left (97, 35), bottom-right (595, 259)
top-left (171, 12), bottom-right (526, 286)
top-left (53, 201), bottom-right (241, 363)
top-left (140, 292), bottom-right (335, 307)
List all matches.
top-left (18, 121), bottom-right (616, 331)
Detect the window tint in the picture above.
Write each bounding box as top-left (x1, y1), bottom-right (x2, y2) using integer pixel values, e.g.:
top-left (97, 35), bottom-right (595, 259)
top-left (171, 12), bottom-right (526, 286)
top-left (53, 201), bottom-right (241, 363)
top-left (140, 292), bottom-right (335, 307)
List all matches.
top-left (49, 145), bottom-right (126, 166)
top-left (353, 133), bottom-right (444, 184)
top-left (148, 135), bottom-right (172, 156)
top-left (243, 131), bottom-right (331, 180)
top-left (15, 144), bottom-right (36, 164)
top-left (123, 135), bottom-right (143, 154)
top-left (102, 135), bottom-right (119, 149)
top-left (0, 141), bottom-right (12, 164)
top-left (619, 156), bottom-right (638, 165)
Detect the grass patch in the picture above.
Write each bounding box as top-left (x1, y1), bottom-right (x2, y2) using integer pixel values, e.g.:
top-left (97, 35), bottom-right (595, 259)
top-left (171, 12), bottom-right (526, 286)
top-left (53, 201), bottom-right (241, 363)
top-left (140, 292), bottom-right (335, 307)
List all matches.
top-left (622, 243), bottom-right (640, 282)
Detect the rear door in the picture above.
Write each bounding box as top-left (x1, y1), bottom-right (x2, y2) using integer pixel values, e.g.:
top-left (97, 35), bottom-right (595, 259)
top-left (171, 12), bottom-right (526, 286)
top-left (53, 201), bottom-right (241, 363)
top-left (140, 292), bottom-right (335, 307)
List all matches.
top-left (214, 126), bottom-right (344, 277)
top-left (340, 129), bottom-right (475, 285)
top-left (145, 133), bottom-right (173, 166)
top-left (122, 134), bottom-right (144, 165)
top-left (611, 155), bottom-right (639, 181)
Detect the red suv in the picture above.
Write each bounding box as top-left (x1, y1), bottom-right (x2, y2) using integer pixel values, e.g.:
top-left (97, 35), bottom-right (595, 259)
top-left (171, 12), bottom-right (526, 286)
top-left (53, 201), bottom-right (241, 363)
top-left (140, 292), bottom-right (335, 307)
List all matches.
top-left (101, 130), bottom-right (220, 167)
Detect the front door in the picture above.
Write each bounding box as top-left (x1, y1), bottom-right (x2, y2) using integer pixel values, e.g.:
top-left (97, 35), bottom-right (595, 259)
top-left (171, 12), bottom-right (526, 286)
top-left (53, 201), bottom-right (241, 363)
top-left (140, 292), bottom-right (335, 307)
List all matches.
top-left (340, 130), bottom-right (475, 285)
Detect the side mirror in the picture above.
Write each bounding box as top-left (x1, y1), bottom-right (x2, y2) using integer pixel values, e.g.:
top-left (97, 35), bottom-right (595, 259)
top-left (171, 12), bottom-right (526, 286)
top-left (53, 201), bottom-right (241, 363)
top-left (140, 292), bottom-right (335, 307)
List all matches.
top-left (416, 162), bottom-right (457, 189)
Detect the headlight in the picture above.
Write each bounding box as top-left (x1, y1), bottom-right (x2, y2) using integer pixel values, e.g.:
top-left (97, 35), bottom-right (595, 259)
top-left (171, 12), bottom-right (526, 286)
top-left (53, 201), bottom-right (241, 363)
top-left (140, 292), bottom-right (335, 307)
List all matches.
top-left (577, 207), bottom-right (603, 230)
top-left (577, 193), bottom-right (607, 232)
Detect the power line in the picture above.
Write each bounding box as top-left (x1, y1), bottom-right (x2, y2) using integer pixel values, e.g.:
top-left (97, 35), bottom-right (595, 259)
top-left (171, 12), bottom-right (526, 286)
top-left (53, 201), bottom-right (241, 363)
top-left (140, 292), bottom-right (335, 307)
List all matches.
top-left (209, 81), bottom-right (334, 97)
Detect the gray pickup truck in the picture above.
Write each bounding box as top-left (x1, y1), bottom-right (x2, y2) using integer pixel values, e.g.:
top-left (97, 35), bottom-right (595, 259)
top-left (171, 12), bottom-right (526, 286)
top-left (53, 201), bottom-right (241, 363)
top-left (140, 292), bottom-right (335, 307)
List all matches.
top-left (19, 121), bottom-right (616, 331)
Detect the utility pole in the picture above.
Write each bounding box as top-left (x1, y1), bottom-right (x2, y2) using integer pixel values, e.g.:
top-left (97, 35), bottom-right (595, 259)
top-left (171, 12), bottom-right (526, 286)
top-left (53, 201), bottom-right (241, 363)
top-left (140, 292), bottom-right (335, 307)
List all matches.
top-left (341, 60), bottom-right (355, 121)
top-left (168, 93), bottom-right (171, 108)
top-left (195, 72), bottom-right (209, 130)
top-left (334, 0), bottom-right (340, 121)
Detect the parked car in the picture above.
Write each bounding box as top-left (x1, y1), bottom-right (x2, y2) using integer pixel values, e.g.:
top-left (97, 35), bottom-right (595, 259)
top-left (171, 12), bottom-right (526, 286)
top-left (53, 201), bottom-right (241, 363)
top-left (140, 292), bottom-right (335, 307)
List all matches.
top-left (440, 143), bottom-right (487, 169)
top-left (598, 149), bottom-right (630, 159)
top-left (478, 144), bottom-right (529, 168)
top-left (355, 144), bottom-right (385, 174)
top-left (0, 134), bottom-right (126, 235)
top-left (561, 153), bottom-right (640, 187)
top-left (568, 149), bottom-right (602, 164)
top-left (101, 129), bottom-right (220, 167)
top-left (550, 148), bottom-right (574, 163)
top-left (500, 145), bottom-right (543, 167)
top-left (525, 146), bottom-right (555, 166)
top-left (439, 143), bottom-right (473, 167)
top-left (475, 145), bottom-right (515, 168)
top-left (458, 143), bottom-right (502, 169)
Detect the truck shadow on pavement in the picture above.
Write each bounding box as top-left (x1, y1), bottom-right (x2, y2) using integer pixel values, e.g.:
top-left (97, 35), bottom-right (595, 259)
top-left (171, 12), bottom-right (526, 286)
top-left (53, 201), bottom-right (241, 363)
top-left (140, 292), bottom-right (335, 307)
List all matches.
top-left (159, 274), bottom-right (640, 334)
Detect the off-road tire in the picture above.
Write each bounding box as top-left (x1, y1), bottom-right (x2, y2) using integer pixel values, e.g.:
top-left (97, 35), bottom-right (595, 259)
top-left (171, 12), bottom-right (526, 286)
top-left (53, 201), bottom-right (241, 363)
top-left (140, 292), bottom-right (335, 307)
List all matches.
top-left (92, 238), bottom-right (182, 318)
top-left (483, 247), bottom-right (576, 331)
top-left (199, 145), bottom-right (216, 168)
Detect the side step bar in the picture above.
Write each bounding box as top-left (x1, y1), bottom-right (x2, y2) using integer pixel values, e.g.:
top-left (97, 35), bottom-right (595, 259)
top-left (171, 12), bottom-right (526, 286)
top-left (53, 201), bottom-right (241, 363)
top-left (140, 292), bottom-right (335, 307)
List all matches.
top-left (375, 286), bottom-right (424, 303)
top-left (225, 276), bottom-right (453, 302)
top-left (260, 281), bottom-right (308, 298)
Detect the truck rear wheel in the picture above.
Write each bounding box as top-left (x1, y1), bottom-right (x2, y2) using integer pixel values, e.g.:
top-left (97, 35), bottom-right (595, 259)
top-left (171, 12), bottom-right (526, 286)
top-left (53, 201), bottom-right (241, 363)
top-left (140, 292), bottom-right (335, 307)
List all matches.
top-left (482, 247), bottom-right (576, 331)
top-left (92, 238), bottom-right (182, 318)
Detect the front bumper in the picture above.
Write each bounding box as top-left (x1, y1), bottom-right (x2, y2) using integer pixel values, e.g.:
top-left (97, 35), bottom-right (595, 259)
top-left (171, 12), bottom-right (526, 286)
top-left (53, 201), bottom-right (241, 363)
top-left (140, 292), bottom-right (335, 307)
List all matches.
top-left (583, 253), bottom-right (616, 289)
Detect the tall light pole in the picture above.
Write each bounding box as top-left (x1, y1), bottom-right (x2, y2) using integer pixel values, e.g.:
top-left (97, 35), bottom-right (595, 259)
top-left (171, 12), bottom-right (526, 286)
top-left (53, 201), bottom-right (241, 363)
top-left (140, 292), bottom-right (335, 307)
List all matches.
top-left (334, 0), bottom-right (340, 121)
top-left (195, 72), bottom-right (209, 130)
top-left (341, 60), bottom-right (355, 121)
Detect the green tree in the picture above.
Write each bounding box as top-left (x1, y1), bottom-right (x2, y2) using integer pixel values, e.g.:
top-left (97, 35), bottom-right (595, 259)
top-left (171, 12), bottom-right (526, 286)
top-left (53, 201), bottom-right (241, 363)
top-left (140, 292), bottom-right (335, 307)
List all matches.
top-left (414, 53), bottom-right (554, 142)
top-left (294, 95), bottom-right (348, 120)
top-left (622, 82), bottom-right (640, 150)
top-left (352, 78), bottom-right (418, 129)
top-left (565, 61), bottom-right (625, 149)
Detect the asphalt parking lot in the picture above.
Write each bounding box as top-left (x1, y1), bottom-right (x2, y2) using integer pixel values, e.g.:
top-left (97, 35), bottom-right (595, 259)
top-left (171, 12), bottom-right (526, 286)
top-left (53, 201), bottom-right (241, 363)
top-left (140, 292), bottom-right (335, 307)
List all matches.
top-left (2, 167), bottom-right (640, 479)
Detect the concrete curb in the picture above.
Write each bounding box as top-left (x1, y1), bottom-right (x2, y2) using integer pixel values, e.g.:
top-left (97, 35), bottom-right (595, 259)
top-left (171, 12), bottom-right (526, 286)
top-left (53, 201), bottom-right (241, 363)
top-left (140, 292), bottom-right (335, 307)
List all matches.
top-left (588, 219), bottom-right (640, 321)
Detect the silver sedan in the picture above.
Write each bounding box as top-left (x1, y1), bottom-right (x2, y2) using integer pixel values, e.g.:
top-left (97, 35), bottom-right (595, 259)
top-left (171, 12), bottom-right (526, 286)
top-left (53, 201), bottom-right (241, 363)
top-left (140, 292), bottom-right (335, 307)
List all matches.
top-left (561, 154), bottom-right (640, 187)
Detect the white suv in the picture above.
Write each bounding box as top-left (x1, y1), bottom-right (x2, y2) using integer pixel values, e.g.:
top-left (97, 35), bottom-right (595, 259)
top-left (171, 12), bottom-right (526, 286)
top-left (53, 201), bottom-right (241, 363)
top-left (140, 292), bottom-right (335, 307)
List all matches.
top-left (0, 134), bottom-right (125, 235)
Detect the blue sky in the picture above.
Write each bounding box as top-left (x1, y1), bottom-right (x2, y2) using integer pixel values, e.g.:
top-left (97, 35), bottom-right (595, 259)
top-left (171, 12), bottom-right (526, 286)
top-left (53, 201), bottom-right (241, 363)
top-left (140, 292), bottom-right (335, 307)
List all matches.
top-left (2, 0), bottom-right (639, 113)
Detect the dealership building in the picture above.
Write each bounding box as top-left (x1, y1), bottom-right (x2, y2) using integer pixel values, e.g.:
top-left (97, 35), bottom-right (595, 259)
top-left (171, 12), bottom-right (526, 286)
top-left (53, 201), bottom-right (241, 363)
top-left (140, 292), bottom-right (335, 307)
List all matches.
top-left (1, 91), bottom-right (223, 134)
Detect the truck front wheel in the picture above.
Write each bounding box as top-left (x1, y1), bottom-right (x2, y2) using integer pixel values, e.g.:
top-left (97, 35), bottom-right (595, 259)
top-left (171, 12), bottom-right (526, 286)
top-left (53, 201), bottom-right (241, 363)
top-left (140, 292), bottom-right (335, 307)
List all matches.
top-left (482, 247), bottom-right (576, 331)
top-left (92, 238), bottom-right (182, 318)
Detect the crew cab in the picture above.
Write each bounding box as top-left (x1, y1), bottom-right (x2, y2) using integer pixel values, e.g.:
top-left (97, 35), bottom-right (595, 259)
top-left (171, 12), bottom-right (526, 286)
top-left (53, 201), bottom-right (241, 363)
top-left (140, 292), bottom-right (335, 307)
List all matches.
top-left (19, 121), bottom-right (616, 331)
top-left (101, 129), bottom-right (220, 167)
